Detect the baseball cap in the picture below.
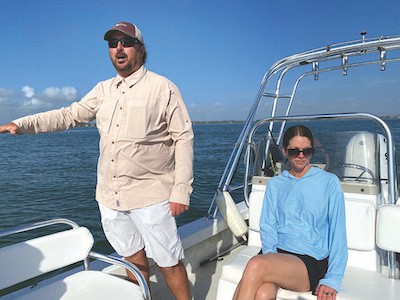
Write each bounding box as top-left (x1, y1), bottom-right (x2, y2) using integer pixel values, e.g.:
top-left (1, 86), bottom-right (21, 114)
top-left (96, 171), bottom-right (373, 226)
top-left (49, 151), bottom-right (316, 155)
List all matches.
top-left (104, 21), bottom-right (144, 44)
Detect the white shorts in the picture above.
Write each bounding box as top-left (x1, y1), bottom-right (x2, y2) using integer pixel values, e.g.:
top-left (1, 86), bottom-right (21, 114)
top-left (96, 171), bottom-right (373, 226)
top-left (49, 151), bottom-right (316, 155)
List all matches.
top-left (98, 200), bottom-right (184, 268)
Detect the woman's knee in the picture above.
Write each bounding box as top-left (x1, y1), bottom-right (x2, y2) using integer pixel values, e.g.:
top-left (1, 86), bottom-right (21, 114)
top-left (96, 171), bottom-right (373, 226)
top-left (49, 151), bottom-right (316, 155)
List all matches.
top-left (247, 254), bottom-right (274, 271)
top-left (243, 255), bottom-right (272, 280)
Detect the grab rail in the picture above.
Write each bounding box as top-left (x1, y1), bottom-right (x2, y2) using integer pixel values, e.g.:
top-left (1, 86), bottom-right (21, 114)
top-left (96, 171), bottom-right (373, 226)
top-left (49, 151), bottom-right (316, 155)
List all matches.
top-left (245, 113), bottom-right (397, 206)
top-left (0, 218), bottom-right (79, 237)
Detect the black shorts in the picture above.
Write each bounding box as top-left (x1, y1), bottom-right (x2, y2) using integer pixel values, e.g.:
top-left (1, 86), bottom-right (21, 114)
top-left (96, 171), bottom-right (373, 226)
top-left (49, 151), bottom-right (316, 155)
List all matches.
top-left (277, 248), bottom-right (328, 293)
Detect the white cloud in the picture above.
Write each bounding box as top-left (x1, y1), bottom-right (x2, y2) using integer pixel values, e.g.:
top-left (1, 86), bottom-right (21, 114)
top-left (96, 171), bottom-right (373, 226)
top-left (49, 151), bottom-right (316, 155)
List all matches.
top-left (0, 87), bottom-right (14, 96)
top-left (23, 98), bottom-right (43, 107)
top-left (61, 86), bottom-right (78, 100)
top-left (43, 87), bottom-right (61, 98)
top-left (188, 103), bottom-right (202, 114)
top-left (212, 102), bottom-right (225, 113)
top-left (0, 88), bottom-right (14, 104)
top-left (21, 86), bottom-right (35, 98)
top-left (0, 85), bottom-right (80, 124)
top-left (43, 86), bottom-right (78, 101)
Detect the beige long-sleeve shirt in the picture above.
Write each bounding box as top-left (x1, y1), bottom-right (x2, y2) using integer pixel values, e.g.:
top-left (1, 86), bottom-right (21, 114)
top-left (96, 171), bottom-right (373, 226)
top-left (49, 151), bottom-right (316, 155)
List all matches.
top-left (13, 66), bottom-right (194, 210)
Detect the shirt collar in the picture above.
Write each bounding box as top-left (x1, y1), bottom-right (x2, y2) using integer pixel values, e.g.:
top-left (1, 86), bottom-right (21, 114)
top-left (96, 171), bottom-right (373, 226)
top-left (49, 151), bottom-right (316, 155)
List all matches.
top-left (114, 65), bottom-right (147, 88)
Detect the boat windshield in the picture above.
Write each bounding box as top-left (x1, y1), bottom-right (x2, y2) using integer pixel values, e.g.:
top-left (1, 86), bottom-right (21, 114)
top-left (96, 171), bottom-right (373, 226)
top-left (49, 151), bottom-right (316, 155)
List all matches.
top-left (254, 130), bottom-right (382, 184)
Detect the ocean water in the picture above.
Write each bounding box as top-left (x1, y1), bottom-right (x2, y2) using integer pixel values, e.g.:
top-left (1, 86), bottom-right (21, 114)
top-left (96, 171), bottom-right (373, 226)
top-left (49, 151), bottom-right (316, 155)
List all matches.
top-left (1, 119), bottom-right (400, 253)
top-left (0, 123), bottom-right (244, 253)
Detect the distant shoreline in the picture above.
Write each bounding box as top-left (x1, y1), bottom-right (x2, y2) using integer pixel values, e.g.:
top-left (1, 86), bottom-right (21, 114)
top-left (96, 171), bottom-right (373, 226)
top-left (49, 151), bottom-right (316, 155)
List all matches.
top-left (192, 120), bottom-right (245, 125)
top-left (81, 115), bottom-right (400, 127)
top-left (193, 115), bottom-right (400, 124)
top-left (82, 120), bottom-right (247, 127)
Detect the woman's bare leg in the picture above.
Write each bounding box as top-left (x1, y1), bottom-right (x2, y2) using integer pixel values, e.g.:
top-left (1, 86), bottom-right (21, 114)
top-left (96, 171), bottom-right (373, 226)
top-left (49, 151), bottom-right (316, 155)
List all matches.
top-left (233, 253), bottom-right (310, 300)
top-left (255, 283), bottom-right (279, 300)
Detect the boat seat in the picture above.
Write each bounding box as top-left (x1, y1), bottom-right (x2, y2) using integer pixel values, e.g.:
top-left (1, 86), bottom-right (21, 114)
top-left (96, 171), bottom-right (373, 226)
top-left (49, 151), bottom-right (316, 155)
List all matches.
top-left (218, 258), bottom-right (400, 299)
top-left (13, 270), bottom-right (144, 300)
top-left (0, 220), bottom-right (150, 299)
top-left (217, 178), bottom-right (400, 299)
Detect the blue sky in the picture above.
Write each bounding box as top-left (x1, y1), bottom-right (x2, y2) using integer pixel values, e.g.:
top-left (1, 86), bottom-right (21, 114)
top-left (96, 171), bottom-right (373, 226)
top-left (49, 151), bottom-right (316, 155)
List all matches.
top-left (1, 0), bottom-right (400, 123)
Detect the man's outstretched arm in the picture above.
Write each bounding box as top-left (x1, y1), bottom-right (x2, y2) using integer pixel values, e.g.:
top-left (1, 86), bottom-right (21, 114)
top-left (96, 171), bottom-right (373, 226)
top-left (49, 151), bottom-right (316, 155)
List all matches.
top-left (0, 122), bottom-right (20, 134)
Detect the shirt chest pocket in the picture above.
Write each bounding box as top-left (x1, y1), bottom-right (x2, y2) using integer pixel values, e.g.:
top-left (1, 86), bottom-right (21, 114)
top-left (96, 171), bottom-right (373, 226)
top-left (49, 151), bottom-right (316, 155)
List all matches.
top-left (123, 100), bottom-right (148, 139)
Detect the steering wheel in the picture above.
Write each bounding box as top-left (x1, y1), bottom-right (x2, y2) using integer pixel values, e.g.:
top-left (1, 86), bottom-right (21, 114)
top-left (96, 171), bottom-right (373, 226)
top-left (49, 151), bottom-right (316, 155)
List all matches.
top-left (329, 163), bottom-right (376, 182)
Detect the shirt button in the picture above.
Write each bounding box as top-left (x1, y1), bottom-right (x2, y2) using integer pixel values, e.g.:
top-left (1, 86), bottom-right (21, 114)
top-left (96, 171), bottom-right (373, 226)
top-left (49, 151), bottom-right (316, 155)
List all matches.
top-left (111, 159), bottom-right (115, 162)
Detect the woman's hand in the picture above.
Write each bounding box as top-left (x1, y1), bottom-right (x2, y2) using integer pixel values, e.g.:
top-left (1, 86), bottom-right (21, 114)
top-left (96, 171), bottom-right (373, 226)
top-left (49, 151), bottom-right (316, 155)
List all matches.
top-left (315, 284), bottom-right (337, 300)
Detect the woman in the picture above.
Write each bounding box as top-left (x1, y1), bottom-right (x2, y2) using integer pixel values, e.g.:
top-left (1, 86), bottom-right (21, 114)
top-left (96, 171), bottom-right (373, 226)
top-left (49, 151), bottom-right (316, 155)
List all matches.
top-left (233, 125), bottom-right (347, 300)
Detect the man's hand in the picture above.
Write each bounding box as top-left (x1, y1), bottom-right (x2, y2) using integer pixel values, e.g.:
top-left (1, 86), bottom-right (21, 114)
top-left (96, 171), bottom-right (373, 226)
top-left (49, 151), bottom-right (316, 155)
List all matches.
top-left (0, 122), bottom-right (20, 134)
top-left (170, 202), bottom-right (189, 217)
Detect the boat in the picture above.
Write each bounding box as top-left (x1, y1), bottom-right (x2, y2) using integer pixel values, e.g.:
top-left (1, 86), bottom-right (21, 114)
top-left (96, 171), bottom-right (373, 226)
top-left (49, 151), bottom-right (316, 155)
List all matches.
top-left (2, 33), bottom-right (400, 299)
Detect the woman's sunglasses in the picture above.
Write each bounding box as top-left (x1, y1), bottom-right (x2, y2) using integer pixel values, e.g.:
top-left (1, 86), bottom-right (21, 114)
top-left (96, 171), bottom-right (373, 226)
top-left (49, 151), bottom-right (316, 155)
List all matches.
top-left (108, 38), bottom-right (142, 48)
top-left (286, 147), bottom-right (314, 158)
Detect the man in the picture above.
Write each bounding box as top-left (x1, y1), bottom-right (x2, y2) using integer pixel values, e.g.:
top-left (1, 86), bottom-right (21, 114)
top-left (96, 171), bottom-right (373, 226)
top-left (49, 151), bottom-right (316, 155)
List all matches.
top-left (0, 21), bottom-right (193, 299)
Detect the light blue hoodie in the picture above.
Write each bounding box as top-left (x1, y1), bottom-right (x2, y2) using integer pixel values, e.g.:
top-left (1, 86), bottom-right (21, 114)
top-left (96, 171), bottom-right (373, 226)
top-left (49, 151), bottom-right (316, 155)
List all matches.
top-left (260, 167), bottom-right (348, 292)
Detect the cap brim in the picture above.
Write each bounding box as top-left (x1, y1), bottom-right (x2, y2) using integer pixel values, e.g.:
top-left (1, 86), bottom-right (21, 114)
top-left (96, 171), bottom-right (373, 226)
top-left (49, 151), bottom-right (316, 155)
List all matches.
top-left (104, 29), bottom-right (128, 41)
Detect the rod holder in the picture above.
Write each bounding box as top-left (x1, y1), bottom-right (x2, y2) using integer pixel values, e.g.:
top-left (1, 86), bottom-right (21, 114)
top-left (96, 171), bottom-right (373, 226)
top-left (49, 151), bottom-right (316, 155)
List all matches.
top-left (341, 55), bottom-right (348, 75)
top-left (379, 46), bottom-right (387, 71)
top-left (312, 61), bottom-right (319, 80)
top-left (361, 31), bottom-right (367, 42)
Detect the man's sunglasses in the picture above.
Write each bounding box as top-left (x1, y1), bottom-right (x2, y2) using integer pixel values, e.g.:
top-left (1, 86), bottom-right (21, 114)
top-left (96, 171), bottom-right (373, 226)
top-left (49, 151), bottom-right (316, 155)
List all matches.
top-left (108, 38), bottom-right (142, 48)
top-left (286, 147), bottom-right (314, 158)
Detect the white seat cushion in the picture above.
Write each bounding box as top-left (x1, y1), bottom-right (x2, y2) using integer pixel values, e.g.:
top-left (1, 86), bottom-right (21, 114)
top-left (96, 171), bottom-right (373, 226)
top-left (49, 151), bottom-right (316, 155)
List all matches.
top-left (0, 227), bottom-right (94, 290)
top-left (220, 246), bottom-right (261, 284)
top-left (339, 266), bottom-right (400, 299)
top-left (219, 250), bottom-right (400, 300)
top-left (376, 204), bottom-right (400, 252)
top-left (345, 196), bottom-right (376, 251)
top-left (14, 270), bottom-right (145, 300)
